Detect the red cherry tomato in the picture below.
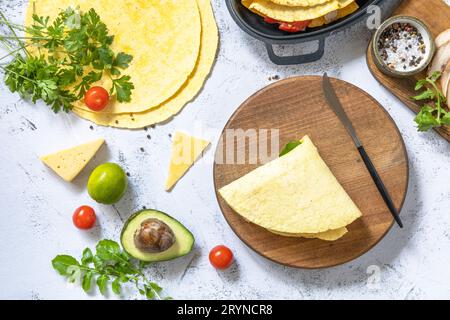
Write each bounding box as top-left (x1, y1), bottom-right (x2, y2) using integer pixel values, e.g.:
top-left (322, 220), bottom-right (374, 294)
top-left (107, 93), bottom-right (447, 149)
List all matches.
top-left (73, 206), bottom-right (96, 230)
top-left (209, 245), bottom-right (234, 270)
top-left (84, 86), bottom-right (109, 111)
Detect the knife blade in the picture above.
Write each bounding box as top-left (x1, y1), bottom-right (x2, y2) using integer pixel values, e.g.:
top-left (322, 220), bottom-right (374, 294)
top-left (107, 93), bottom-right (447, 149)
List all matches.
top-left (322, 73), bottom-right (403, 228)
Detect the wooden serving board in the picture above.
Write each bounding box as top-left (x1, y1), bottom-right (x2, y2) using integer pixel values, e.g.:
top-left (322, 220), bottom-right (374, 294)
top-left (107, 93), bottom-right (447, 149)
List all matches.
top-left (213, 76), bottom-right (409, 269)
top-left (367, 0), bottom-right (450, 142)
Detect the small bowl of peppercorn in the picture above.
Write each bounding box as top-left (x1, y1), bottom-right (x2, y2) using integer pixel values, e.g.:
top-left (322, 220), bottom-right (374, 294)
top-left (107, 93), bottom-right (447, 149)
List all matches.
top-left (372, 16), bottom-right (435, 78)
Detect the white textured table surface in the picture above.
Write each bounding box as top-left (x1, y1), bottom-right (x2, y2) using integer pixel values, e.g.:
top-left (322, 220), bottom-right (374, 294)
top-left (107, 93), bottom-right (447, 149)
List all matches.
top-left (1, 0), bottom-right (449, 300)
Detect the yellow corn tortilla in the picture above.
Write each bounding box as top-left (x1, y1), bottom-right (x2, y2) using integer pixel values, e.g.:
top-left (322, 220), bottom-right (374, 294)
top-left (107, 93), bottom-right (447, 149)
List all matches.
top-left (72, 0), bottom-right (218, 129)
top-left (268, 0), bottom-right (331, 7)
top-left (243, 0), bottom-right (355, 23)
top-left (219, 135), bottom-right (362, 234)
top-left (26, 0), bottom-right (201, 114)
top-left (269, 227), bottom-right (348, 241)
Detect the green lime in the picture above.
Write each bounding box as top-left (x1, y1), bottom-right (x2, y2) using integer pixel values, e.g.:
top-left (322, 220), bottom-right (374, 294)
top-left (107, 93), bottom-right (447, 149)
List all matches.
top-left (87, 163), bottom-right (128, 205)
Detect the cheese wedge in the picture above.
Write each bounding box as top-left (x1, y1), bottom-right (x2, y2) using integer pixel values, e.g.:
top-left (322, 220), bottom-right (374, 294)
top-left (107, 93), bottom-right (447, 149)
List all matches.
top-left (219, 135), bottom-right (362, 235)
top-left (40, 139), bottom-right (105, 182)
top-left (165, 132), bottom-right (210, 191)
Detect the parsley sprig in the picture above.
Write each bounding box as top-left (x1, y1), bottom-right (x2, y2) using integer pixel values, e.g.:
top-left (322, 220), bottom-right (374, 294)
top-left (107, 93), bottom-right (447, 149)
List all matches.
top-left (52, 240), bottom-right (168, 300)
top-left (413, 71), bottom-right (450, 132)
top-left (0, 7), bottom-right (134, 113)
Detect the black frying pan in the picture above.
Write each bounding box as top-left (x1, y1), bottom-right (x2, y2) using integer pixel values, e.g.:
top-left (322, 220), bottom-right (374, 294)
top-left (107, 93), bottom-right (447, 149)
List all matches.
top-left (225, 0), bottom-right (397, 65)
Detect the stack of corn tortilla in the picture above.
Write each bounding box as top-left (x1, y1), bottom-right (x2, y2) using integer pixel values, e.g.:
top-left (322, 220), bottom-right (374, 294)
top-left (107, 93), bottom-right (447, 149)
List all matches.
top-left (26, 0), bottom-right (218, 129)
top-left (242, 0), bottom-right (359, 28)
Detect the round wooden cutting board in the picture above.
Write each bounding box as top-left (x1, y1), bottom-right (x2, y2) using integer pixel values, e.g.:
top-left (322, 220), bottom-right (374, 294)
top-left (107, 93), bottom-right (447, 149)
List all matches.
top-left (213, 76), bottom-right (409, 269)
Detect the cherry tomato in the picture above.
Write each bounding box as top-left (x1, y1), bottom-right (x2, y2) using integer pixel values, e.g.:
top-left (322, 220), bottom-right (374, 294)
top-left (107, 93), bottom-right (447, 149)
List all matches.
top-left (73, 206), bottom-right (96, 230)
top-left (279, 20), bottom-right (311, 33)
top-left (209, 245), bottom-right (234, 270)
top-left (84, 86), bottom-right (109, 111)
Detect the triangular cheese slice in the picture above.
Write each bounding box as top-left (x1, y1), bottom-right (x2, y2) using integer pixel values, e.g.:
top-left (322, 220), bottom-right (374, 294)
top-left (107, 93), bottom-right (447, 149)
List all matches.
top-left (219, 135), bottom-right (362, 234)
top-left (40, 139), bottom-right (105, 182)
top-left (165, 131), bottom-right (210, 190)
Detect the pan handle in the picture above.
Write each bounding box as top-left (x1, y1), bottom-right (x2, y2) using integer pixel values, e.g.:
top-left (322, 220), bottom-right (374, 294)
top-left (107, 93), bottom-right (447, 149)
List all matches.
top-left (265, 37), bottom-right (325, 65)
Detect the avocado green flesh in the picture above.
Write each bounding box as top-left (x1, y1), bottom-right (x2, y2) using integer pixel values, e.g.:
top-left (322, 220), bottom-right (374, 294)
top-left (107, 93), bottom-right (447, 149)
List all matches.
top-left (121, 210), bottom-right (194, 262)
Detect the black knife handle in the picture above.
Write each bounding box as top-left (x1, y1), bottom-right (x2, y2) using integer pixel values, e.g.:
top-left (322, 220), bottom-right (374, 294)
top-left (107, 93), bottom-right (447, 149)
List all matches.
top-left (357, 146), bottom-right (404, 228)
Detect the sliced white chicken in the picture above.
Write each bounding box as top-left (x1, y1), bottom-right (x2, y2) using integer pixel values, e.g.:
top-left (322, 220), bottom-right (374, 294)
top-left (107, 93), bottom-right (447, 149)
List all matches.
top-left (428, 41), bottom-right (450, 78)
top-left (436, 29), bottom-right (450, 48)
top-left (441, 61), bottom-right (450, 98)
top-left (447, 86), bottom-right (450, 108)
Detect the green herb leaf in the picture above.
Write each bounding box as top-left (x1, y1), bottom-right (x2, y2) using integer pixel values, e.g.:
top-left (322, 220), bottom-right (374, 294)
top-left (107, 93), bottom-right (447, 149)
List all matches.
top-left (82, 271), bottom-right (93, 292)
top-left (113, 52), bottom-right (133, 69)
top-left (96, 274), bottom-right (109, 295)
top-left (112, 75), bottom-right (134, 103)
top-left (52, 255), bottom-right (79, 276)
top-left (149, 282), bottom-right (163, 293)
top-left (1, 7), bottom-right (134, 113)
top-left (412, 72), bottom-right (449, 132)
top-left (81, 248), bottom-right (94, 266)
top-left (112, 278), bottom-right (121, 295)
top-left (441, 111), bottom-right (450, 126)
top-left (412, 88), bottom-right (435, 101)
top-left (280, 140), bottom-right (302, 157)
top-left (95, 239), bottom-right (124, 262)
top-left (414, 79), bottom-right (427, 91)
top-left (415, 106), bottom-right (440, 132)
top-left (145, 286), bottom-right (155, 299)
top-left (52, 239), bottom-right (165, 299)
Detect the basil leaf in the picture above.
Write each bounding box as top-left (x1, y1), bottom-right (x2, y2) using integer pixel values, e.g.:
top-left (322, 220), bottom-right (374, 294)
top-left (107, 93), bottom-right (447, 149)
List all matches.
top-left (52, 255), bottom-right (79, 275)
top-left (280, 141), bottom-right (302, 157)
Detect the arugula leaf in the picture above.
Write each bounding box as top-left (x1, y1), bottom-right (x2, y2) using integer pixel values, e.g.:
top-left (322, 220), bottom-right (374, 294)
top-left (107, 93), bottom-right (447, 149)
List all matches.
top-left (96, 274), bottom-right (109, 295)
top-left (52, 255), bottom-right (79, 276)
top-left (412, 72), bottom-right (449, 132)
top-left (81, 248), bottom-right (94, 266)
top-left (280, 140), bottom-right (302, 157)
top-left (412, 88), bottom-right (435, 101)
top-left (52, 239), bottom-right (166, 300)
top-left (111, 278), bottom-right (121, 295)
top-left (82, 271), bottom-right (93, 292)
top-left (441, 112), bottom-right (450, 126)
top-left (95, 239), bottom-right (123, 262)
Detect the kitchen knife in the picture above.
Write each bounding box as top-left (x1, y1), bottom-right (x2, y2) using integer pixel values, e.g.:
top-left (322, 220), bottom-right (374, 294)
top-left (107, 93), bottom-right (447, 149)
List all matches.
top-left (322, 73), bottom-right (403, 228)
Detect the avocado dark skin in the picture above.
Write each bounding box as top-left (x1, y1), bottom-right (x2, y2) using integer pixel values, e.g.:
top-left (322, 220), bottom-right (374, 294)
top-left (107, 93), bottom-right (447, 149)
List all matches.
top-left (134, 218), bottom-right (176, 253)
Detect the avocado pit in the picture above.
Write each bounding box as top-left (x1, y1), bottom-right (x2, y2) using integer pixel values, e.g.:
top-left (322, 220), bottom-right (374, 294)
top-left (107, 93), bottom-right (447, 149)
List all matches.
top-left (134, 218), bottom-right (175, 253)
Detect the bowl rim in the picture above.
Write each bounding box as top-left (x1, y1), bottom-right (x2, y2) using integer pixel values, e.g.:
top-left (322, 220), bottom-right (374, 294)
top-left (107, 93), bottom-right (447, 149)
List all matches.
top-left (226, 0), bottom-right (384, 43)
top-left (371, 15), bottom-right (436, 77)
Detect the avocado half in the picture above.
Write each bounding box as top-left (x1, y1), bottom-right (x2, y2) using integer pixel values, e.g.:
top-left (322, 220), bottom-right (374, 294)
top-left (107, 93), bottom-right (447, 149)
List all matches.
top-left (121, 209), bottom-right (194, 262)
